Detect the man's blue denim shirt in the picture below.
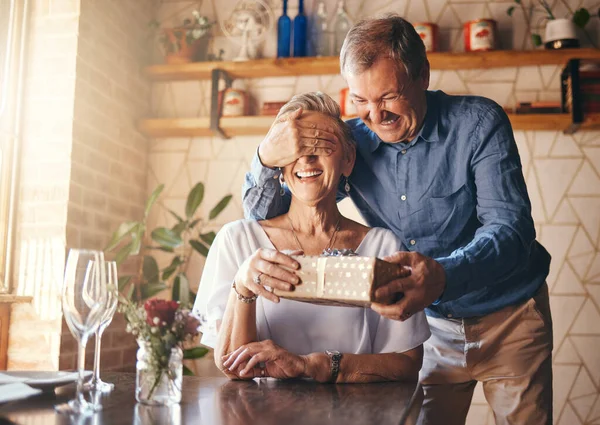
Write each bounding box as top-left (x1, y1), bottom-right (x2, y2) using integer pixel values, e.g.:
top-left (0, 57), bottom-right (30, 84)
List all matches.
top-left (242, 90), bottom-right (551, 319)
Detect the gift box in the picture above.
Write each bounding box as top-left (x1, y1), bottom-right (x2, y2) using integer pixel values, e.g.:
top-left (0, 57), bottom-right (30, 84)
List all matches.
top-left (274, 256), bottom-right (399, 307)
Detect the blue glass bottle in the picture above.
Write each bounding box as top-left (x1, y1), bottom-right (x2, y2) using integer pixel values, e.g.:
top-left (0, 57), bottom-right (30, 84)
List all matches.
top-left (277, 0), bottom-right (291, 58)
top-left (293, 0), bottom-right (307, 57)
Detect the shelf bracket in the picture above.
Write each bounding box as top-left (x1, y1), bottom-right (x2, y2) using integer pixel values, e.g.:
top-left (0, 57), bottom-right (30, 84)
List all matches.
top-left (562, 59), bottom-right (583, 135)
top-left (210, 68), bottom-right (232, 139)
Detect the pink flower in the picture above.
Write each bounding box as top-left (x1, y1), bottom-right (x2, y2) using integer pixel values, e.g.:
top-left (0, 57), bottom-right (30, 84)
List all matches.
top-left (144, 299), bottom-right (179, 327)
top-left (184, 312), bottom-right (201, 336)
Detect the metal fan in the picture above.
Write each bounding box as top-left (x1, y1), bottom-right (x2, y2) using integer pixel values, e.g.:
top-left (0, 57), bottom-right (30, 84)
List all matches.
top-left (220, 0), bottom-right (274, 61)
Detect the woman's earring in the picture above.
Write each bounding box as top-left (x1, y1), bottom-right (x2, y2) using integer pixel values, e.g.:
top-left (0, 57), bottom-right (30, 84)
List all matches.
top-left (344, 176), bottom-right (351, 194)
top-left (279, 173), bottom-right (285, 196)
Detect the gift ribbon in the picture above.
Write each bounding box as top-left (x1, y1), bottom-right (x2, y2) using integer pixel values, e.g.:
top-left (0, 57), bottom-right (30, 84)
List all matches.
top-left (316, 257), bottom-right (328, 298)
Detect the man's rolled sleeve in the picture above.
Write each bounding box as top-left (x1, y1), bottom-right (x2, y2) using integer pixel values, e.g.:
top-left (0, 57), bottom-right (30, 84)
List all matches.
top-left (242, 152), bottom-right (290, 220)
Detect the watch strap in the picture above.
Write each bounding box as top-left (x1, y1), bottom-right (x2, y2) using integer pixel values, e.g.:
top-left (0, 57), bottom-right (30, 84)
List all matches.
top-left (325, 350), bottom-right (342, 383)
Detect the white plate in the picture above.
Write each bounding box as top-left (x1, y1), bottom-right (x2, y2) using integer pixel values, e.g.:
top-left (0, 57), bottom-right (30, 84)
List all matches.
top-left (0, 371), bottom-right (92, 391)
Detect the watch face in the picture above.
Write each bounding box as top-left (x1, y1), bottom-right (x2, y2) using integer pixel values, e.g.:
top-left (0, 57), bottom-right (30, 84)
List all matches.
top-left (326, 350), bottom-right (342, 359)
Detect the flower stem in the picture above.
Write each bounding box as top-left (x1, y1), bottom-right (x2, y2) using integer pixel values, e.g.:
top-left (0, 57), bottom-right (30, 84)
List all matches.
top-left (148, 368), bottom-right (163, 400)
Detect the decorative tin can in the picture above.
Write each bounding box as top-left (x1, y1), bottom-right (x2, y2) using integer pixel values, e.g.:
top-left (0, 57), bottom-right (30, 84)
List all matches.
top-left (340, 88), bottom-right (357, 117)
top-left (414, 23), bottom-right (439, 52)
top-left (220, 88), bottom-right (249, 117)
top-left (463, 19), bottom-right (496, 52)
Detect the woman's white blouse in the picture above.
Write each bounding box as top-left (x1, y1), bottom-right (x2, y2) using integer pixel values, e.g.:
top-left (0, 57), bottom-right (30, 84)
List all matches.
top-left (194, 219), bottom-right (430, 355)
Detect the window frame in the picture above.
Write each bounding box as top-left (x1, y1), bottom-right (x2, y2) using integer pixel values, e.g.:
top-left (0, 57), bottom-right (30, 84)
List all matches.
top-left (0, 0), bottom-right (28, 293)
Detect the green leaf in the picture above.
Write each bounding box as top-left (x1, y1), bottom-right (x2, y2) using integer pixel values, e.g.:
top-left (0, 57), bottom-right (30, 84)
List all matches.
top-left (118, 275), bottom-right (132, 291)
top-left (143, 255), bottom-right (160, 283)
top-left (148, 245), bottom-right (174, 253)
top-left (507, 6), bottom-right (515, 16)
top-left (185, 182), bottom-right (205, 219)
top-left (106, 222), bottom-right (139, 251)
top-left (151, 227), bottom-right (183, 249)
top-left (183, 365), bottom-right (194, 376)
top-left (172, 275), bottom-right (181, 302)
top-left (531, 33), bottom-right (543, 47)
top-left (140, 282), bottom-right (168, 300)
top-left (189, 290), bottom-right (197, 306)
top-left (209, 194), bottom-right (232, 220)
top-left (183, 347), bottom-right (208, 360)
top-left (115, 242), bottom-right (134, 265)
top-left (515, 0), bottom-right (521, 4)
top-left (199, 231), bottom-right (216, 246)
top-left (125, 284), bottom-right (135, 300)
top-left (190, 239), bottom-right (210, 257)
top-left (171, 221), bottom-right (187, 237)
top-left (162, 256), bottom-right (183, 281)
top-left (188, 218), bottom-right (202, 229)
top-left (173, 274), bottom-right (190, 306)
top-left (168, 209), bottom-right (184, 224)
top-left (573, 8), bottom-right (591, 28)
top-left (130, 226), bottom-right (144, 256)
top-left (144, 184), bottom-right (164, 218)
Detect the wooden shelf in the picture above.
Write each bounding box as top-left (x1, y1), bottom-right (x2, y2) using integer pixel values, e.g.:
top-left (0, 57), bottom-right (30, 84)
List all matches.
top-left (138, 116), bottom-right (276, 138)
top-left (139, 113), bottom-right (600, 138)
top-left (144, 49), bottom-right (600, 81)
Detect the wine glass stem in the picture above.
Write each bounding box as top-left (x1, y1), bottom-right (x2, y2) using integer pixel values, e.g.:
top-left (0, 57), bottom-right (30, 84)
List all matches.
top-left (76, 339), bottom-right (87, 406)
top-left (92, 327), bottom-right (104, 383)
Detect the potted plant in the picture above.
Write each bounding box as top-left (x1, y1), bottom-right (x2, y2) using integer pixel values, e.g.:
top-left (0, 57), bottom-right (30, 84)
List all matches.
top-left (149, 11), bottom-right (214, 64)
top-left (507, 0), bottom-right (597, 49)
top-left (106, 182), bottom-right (232, 375)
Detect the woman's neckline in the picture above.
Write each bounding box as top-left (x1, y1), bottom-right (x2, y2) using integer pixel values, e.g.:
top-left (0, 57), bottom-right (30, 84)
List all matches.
top-left (251, 220), bottom-right (376, 255)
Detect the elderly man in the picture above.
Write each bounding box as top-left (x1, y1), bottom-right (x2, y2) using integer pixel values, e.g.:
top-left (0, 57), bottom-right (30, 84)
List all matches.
top-left (242, 15), bottom-right (552, 425)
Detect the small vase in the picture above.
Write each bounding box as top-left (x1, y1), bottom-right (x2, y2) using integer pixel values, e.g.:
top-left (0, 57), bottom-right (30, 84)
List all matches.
top-left (162, 28), bottom-right (209, 64)
top-left (135, 341), bottom-right (183, 405)
top-left (544, 19), bottom-right (580, 49)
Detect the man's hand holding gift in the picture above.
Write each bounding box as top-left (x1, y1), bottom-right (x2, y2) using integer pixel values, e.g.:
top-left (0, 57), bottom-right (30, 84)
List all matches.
top-left (372, 252), bottom-right (446, 321)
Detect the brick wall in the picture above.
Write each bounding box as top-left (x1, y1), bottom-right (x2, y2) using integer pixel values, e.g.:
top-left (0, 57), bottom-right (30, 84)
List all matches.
top-left (59, 0), bottom-right (154, 372)
top-left (8, 0), bottom-right (154, 371)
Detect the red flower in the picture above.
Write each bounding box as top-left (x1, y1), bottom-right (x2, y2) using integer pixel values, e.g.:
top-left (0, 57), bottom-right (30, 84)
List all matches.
top-left (144, 299), bottom-right (179, 327)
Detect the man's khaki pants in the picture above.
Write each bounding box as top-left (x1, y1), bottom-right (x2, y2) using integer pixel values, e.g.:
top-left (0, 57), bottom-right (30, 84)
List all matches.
top-left (417, 284), bottom-right (553, 425)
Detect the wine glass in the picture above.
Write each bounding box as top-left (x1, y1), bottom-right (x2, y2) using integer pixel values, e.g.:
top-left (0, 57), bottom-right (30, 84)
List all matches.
top-left (55, 249), bottom-right (108, 415)
top-left (84, 260), bottom-right (119, 393)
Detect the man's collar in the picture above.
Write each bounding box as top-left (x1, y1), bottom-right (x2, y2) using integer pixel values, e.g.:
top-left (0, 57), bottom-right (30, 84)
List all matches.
top-left (364, 90), bottom-right (440, 153)
top-left (417, 91), bottom-right (440, 144)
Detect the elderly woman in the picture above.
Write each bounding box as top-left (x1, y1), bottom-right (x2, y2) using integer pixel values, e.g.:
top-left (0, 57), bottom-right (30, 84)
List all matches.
top-left (195, 92), bottom-right (430, 383)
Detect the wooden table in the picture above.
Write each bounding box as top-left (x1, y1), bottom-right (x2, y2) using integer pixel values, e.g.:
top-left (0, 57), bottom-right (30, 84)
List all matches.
top-left (0, 372), bottom-right (423, 425)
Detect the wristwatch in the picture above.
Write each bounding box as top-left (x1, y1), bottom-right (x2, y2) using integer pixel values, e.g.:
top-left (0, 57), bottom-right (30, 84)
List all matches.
top-left (325, 350), bottom-right (342, 383)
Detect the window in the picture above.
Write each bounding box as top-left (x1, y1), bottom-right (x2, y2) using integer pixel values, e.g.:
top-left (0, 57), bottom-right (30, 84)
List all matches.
top-left (0, 0), bottom-right (26, 293)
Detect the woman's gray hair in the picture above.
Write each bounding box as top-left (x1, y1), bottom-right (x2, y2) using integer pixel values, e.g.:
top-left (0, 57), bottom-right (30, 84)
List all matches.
top-left (276, 92), bottom-right (355, 159)
top-left (340, 14), bottom-right (427, 81)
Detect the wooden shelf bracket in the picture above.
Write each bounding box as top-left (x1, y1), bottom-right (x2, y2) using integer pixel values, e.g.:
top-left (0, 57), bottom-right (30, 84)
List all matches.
top-left (210, 68), bottom-right (232, 139)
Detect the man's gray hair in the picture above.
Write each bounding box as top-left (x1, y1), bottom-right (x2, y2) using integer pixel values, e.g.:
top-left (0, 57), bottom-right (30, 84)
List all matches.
top-left (276, 92), bottom-right (355, 159)
top-left (340, 15), bottom-right (427, 81)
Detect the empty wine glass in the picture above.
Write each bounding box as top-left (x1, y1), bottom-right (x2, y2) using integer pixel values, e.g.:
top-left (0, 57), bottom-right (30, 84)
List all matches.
top-left (55, 249), bottom-right (108, 415)
top-left (84, 260), bottom-right (119, 393)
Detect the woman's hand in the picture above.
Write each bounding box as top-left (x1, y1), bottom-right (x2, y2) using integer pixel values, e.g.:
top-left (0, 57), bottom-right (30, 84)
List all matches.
top-left (258, 108), bottom-right (339, 169)
top-left (222, 340), bottom-right (307, 380)
top-left (234, 248), bottom-right (303, 303)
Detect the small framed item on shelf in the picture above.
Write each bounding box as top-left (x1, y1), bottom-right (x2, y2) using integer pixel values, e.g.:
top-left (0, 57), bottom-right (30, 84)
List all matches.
top-left (463, 19), bottom-right (497, 52)
top-left (261, 101), bottom-right (287, 116)
top-left (340, 87), bottom-right (357, 117)
top-left (414, 23), bottom-right (439, 52)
